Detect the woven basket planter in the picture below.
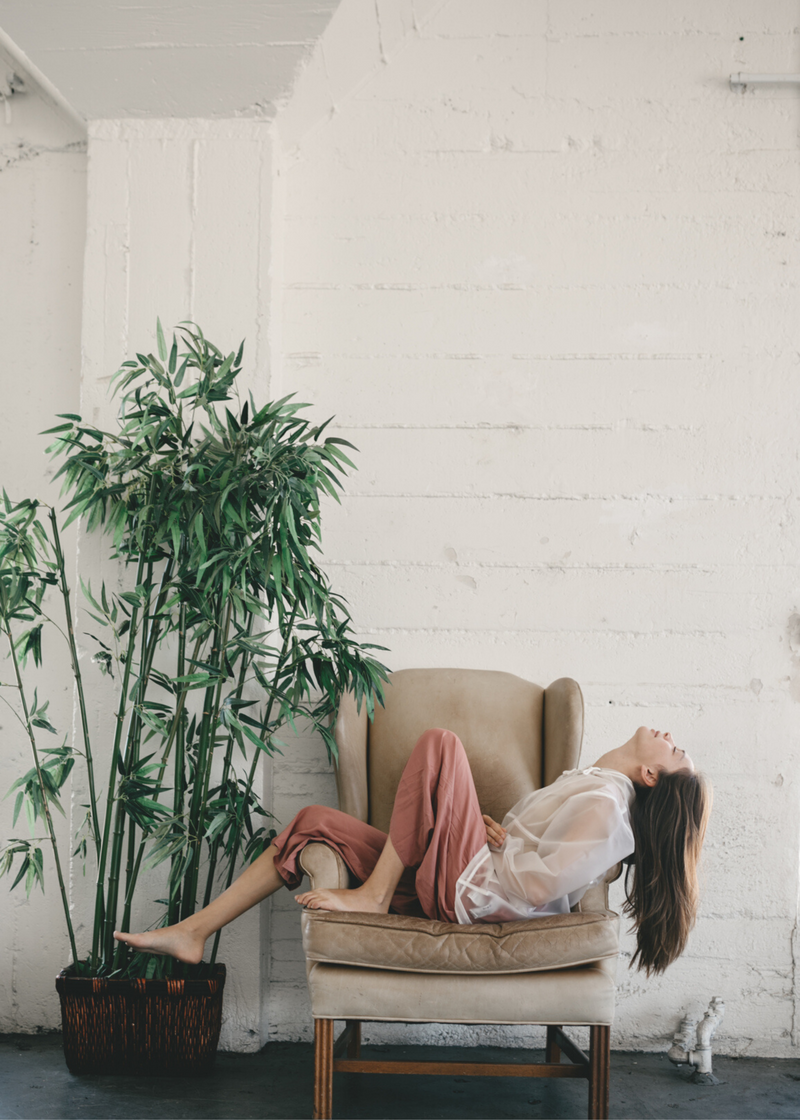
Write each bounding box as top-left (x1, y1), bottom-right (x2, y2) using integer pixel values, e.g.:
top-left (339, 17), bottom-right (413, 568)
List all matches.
top-left (55, 964), bottom-right (226, 1075)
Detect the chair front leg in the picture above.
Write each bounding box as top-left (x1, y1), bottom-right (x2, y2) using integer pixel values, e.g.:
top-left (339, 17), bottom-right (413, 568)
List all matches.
top-left (588, 1025), bottom-right (610, 1120)
top-left (314, 1018), bottom-right (334, 1120)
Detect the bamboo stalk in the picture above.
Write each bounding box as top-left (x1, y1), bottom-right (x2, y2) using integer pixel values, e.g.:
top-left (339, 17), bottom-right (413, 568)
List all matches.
top-left (202, 616), bottom-right (252, 909)
top-left (2, 620), bottom-right (79, 968)
top-left (107, 552), bottom-right (174, 965)
top-left (119, 562), bottom-right (153, 916)
top-left (48, 510), bottom-right (101, 858)
top-left (117, 571), bottom-right (195, 944)
top-left (97, 472), bottom-right (169, 967)
top-left (103, 798), bottom-right (129, 965)
top-left (148, 629), bottom-right (204, 796)
top-left (180, 595), bottom-right (234, 922)
top-left (116, 820), bottom-right (137, 969)
top-left (180, 609), bottom-right (222, 922)
top-left (115, 557), bottom-right (176, 956)
top-left (92, 546), bottom-right (146, 968)
top-left (116, 612), bottom-right (204, 943)
top-left (112, 565), bottom-right (151, 972)
top-left (191, 600), bottom-right (234, 903)
top-left (168, 603), bottom-right (187, 927)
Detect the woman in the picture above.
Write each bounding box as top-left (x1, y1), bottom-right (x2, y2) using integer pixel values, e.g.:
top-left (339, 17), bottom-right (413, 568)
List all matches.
top-left (115, 724), bottom-right (711, 976)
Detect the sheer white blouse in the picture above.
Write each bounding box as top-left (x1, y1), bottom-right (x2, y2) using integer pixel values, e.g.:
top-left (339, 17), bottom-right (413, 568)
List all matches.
top-left (454, 767), bottom-right (636, 924)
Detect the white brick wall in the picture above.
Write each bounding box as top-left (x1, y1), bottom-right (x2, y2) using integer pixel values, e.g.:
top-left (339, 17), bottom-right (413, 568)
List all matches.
top-left (270, 0), bottom-right (800, 1056)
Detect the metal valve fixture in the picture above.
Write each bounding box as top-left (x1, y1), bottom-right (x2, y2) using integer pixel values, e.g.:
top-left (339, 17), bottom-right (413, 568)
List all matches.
top-left (667, 997), bottom-right (725, 1085)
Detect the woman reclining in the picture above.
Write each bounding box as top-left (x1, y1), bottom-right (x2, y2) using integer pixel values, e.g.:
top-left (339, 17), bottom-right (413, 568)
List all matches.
top-left (115, 724), bottom-right (711, 975)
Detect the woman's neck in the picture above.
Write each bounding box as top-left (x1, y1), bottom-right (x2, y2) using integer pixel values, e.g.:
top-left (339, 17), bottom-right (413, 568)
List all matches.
top-left (589, 746), bottom-right (638, 784)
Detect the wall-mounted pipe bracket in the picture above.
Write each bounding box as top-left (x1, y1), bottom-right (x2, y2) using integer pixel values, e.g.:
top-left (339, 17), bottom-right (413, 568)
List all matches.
top-left (0, 70), bottom-right (26, 124)
top-left (0, 27), bottom-right (85, 134)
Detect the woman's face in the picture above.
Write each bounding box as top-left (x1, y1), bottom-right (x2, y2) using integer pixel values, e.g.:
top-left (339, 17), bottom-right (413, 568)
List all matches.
top-left (633, 726), bottom-right (694, 774)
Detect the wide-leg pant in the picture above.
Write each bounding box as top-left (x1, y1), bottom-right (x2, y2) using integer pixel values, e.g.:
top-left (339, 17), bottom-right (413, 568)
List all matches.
top-left (272, 728), bottom-right (487, 922)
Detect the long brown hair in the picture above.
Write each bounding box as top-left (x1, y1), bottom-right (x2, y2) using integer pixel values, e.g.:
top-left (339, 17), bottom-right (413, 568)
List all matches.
top-left (623, 768), bottom-right (712, 975)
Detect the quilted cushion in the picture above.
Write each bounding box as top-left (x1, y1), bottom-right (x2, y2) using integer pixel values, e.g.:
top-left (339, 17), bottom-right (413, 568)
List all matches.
top-left (301, 908), bottom-right (619, 975)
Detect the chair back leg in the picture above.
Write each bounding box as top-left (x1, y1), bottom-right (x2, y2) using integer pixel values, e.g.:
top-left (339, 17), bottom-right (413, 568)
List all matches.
top-left (314, 1018), bottom-right (334, 1120)
top-left (346, 1020), bottom-right (362, 1059)
top-left (546, 1025), bottom-right (561, 1063)
top-left (588, 1025), bottom-right (610, 1120)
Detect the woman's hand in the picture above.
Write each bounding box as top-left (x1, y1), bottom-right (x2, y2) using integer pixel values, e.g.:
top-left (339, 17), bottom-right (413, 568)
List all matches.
top-left (482, 814), bottom-right (506, 849)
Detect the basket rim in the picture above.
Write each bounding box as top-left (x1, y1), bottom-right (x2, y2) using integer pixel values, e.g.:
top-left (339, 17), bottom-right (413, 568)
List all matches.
top-left (56, 962), bottom-right (226, 993)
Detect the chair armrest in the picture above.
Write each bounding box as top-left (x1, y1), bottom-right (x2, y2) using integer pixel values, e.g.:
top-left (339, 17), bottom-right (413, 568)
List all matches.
top-left (577, 861), bottom-right (623, 913)
top-left (299, 842), bottom-right (352, 890)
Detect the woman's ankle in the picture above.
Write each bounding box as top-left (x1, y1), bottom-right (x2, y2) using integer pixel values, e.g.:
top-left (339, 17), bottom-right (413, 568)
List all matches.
top-left (355, 883), bottom-right (392, 910)
top-left (180, 915), bottom-right (211, 942)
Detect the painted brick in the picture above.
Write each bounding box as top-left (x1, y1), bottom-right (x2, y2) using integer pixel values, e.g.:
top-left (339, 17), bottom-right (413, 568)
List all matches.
top-left (318, 496), bottom-right (797, 567)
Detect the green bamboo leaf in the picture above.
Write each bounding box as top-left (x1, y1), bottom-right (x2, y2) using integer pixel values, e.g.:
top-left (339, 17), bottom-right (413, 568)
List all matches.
top-left (40, 422), bottom-right (75, 435)
top-left (193, 511), bottom-right (206, 559)
top-left (171, 672), bottom-right (217, 688)
top-left (32, 712), bottom-right (57, 735)
top-left (320, 437), bottom-right (355, 457)
top-left (238, 721), bottom-right (270, 752)
top-left (323, 442), bottom-right (358, 471)
top-left (11, 853), bottom-right (31, 893)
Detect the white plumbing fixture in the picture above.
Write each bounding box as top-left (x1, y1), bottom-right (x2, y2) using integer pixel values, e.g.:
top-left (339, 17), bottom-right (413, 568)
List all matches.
top-left (730, 73), bottom-right (800, 88)
top-left (667, 997), bottom-right (725, 1085)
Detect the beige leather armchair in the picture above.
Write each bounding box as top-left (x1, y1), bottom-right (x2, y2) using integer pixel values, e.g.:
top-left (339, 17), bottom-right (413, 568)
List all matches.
top-left (299, 668), bottom-right (620, 1120)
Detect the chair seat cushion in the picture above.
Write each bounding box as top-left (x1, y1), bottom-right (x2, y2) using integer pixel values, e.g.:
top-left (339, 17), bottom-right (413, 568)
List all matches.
top-left (301, 908), bottom-right (619, 975)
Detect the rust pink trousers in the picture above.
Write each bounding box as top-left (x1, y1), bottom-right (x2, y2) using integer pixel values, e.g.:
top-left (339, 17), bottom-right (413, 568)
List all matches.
top-left (272, 728), bottom-right (487, 922)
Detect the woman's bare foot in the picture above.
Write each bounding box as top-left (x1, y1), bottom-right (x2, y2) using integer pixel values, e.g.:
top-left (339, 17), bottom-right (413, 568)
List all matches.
top-left (113, 921), bottom-right (207, 965)
top-left (294, 885), bottom-right (390, 913)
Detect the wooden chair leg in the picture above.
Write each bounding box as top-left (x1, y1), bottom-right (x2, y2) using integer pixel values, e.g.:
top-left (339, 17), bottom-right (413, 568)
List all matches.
top-left (346, 1019), bottom-right (361, 1059)
top-left (314, 1018), bottom-right (334, 1120)
top-left (588, 1025), bottom-right (610, 1120)
top-left (546, 1025), bottom-right (561, 1063)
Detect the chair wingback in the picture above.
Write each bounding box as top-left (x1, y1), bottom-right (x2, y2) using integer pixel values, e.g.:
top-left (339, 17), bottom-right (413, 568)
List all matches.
top-left (333, 668), bottom-right (584, 833)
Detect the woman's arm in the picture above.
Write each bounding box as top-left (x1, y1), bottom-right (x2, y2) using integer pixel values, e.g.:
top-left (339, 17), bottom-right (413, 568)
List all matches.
top-left (497, 789), bottom-right (634, 908)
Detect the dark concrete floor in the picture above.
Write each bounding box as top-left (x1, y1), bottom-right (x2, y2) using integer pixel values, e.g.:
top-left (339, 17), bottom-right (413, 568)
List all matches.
top-left (1, 1033), bottom-right (799, 1120)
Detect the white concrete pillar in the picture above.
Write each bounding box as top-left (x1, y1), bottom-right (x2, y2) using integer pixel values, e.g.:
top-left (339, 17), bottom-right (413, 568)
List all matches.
top-left (79, 117), bottom-right (274, 1050)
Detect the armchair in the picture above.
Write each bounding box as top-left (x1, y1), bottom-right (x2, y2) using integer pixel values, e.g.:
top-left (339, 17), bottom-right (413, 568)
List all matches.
top-left (299, 668), bottom-right (620, 1120)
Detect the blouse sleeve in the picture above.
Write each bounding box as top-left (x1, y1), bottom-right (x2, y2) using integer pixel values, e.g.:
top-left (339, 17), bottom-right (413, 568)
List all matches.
top-left (496, 788), bottom-right (635, 908)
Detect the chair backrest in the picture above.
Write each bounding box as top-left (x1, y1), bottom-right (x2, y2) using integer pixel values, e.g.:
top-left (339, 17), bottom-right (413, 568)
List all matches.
top-left (362, 668), bottom-right (582, 833)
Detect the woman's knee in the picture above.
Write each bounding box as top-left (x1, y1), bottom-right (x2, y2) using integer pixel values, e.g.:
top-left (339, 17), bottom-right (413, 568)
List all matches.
top-left (412, 727), bottom-right (465, 761)
top-left (291, 804), bottom-right (333, 830)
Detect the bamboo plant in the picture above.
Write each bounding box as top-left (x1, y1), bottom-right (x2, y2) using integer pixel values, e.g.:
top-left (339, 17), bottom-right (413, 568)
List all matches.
top-left (0, 323), bottom-right (389, 978)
